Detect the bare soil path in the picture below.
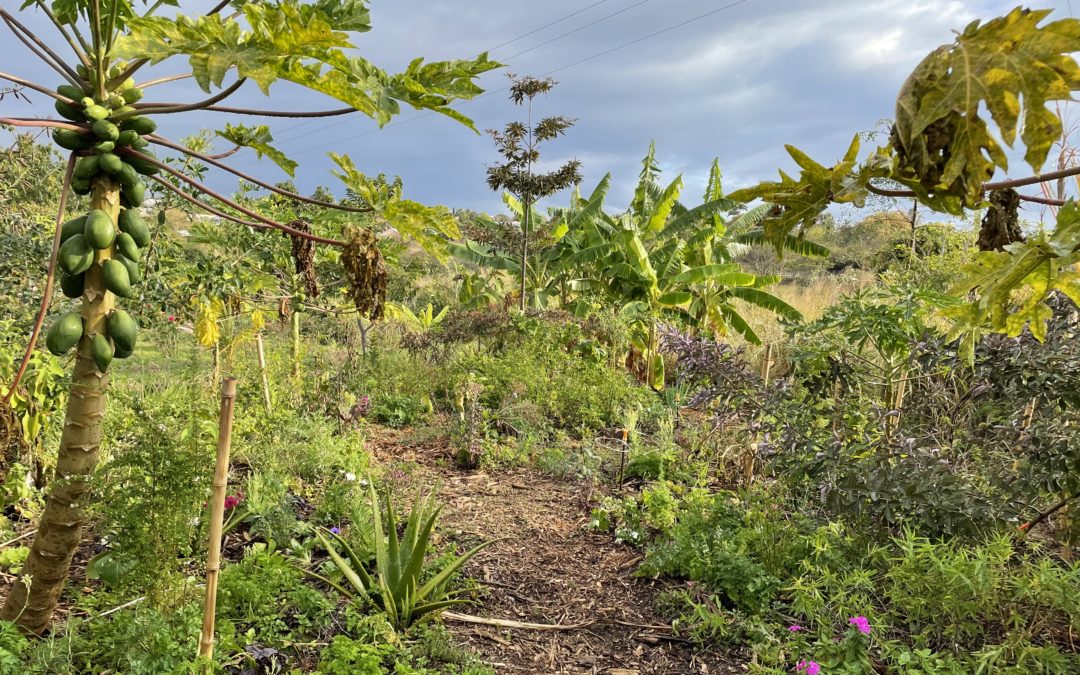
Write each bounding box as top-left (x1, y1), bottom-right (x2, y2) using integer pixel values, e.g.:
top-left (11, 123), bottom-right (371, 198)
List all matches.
top-left (368, 426), bottom-right (746, 675)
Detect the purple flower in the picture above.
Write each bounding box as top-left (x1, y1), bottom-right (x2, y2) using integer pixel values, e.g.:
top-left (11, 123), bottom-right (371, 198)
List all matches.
top-left (848, 616), bottom-right (871, 635)
top-left (788, 624), bottom-right (803, 632)
top-left (797, 660), bottom-right (821, 675)
top-left (329, 527), bottom-right (341, 535)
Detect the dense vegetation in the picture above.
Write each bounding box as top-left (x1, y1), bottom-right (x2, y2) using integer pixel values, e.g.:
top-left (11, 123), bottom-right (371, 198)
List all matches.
top-left (2, 2), bottom-right (1080, 674)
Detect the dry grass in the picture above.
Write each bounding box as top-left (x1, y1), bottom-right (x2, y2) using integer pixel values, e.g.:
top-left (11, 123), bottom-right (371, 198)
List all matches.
top-left (732, 270), bottom-right (875, 373)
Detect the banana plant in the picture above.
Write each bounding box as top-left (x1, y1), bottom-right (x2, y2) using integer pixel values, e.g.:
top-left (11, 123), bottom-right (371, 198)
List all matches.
top-left (385, 302), bottom-right (448, 333)
top-left (547, 146), bottom-right (814, 387)
top-left (311, 482), bottom-right (495, 630)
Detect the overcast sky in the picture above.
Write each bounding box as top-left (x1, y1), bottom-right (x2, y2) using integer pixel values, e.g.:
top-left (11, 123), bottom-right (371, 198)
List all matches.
top-left (2, 0), bottom-right (1075, 217)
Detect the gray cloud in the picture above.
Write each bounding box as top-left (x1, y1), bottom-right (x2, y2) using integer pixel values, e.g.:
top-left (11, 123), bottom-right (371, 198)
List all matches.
top-left (1, 0), bottom-right (1073, 217)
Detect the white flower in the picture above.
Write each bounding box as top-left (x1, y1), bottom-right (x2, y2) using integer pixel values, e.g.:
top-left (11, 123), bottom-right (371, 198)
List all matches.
top-left (344, 472), bottom-right (356, 482)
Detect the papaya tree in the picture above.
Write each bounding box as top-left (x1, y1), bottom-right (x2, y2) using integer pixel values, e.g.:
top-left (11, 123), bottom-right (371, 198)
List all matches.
top-left (485, 75), bottom-right (582, 310)
top-left (726, 7), bottom-right (1080, 357)
top-left (0, 0), bottom-right (498, 633)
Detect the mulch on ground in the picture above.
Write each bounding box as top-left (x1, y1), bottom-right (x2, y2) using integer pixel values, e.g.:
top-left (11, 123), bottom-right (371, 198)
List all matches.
top-left (367, 426), bottom-right (746, 675)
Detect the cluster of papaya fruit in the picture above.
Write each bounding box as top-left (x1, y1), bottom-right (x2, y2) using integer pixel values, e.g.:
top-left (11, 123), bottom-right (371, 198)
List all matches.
top-left (44, 62), bottom-right (158, 373)
top-left (50, 62), bottom-right (161, 204)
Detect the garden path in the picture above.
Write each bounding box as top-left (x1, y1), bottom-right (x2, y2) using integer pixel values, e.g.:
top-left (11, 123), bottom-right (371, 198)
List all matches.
top-left (367, 426), bottom-right (746, 675)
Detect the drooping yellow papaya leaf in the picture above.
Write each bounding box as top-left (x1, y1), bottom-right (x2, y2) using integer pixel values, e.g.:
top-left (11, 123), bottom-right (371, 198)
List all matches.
top-left (893, 8), bottom-right (1080, 211)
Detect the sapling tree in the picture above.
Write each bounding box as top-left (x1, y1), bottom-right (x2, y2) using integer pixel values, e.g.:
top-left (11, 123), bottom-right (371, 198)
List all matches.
top-left (486, 75), bottom-right (582, 310)
top-left (0, 0), bottom-right (498, 633)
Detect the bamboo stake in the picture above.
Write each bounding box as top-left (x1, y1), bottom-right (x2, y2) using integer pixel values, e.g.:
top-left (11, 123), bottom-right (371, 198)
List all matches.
top-left (198, 378), bottom-right (237, 663)
top-left (291, 307), bottom-right (301, 378)
top-left (761, 343), bottom-right (773, 386)
top-left (254, 333), bottom-right (272, 414)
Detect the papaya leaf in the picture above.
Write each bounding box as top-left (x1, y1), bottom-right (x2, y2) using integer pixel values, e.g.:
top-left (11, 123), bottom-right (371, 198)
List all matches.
top-left (727, 136), bottom-right (882, 254)
top-left (332, 154), bottom-right (460, 262)
top-left (893, 8), bottom-right (1080, 210)
top-left (116, 3), bottom-right (500, 127)
top-left (946, 200), bottom-right (1080, 345)
top-left (215, 123), bottom-right (296, 177)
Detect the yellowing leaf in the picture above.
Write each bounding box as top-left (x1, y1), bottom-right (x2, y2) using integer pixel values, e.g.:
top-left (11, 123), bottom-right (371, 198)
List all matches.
top-left (893, 8), bottom-right (1080, 210)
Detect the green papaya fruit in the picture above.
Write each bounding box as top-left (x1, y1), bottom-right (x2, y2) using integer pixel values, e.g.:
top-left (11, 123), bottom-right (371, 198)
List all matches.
top-left (74, 155), bottom-right (100, 181)
top-left (118, 209), bottom-right (151, 247)
top-left (116, 231), bottom-right (139, 260)
top-left (84, 210), bottom-right (115, 249)
top-left (124, 152), bottom-right (160, 176)
top-left (121, 181), bottom-right (146, 207)
top-left (58, 234), bottom-right (94, 275)
top-left (93, 140), bottom-right (116, 153)
top-left (53, 128), bottom-right (93, 151)
top-left (107, 94), bottom-right (126, 109)
top-left (71, 178), bottom-right (91, 196)
top-left (76, 64), bottom-right (89, 79)
top-left (92, 119), bottom-right (119, 142)
top-left (98, 152), bottom-right (123, 175)
top-left (121, 116), bottom-right (156, 135)
top-left (130, 136), bottom-right (150, 150)
top-left (106, 310), bottom-right (138, 352)
top-left (113, 343), bottom-right (134, 360)
top-left (108, 62), bottom-right (127, 79)
top-left (109, 106), bottom-right (136, 120)
top-left (117, 77), bottom-right (136, 92)
top-left (116, 129), bottom-right (139, 146)
top-left (59, 272), bottom-right (84, 299)
top-left (121, 87), bottom-right (143, 104)
top-left (84, 104), bottom-right (110, 121)
top-left (90, 333), bottom-right (113, 373)
top-left (54, 99), bottom-right (83, 121)
top-left (102, 259), bottom-right (133, 297)
top-left (57, 84), bottom-right (87, 99)
top-left (118, 162), bottom-right (139, 189)
top-left (60, 215), bottom-right (88, 243)
top-left (46, 312), bottom-right (83, 356)
top-left (116, 254), bottom-right (141, 284)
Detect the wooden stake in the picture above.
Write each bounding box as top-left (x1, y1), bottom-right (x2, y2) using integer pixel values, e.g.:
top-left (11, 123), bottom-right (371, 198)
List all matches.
top-left (761, 344), bottom-right (773, 386)
top-left (254, 333), bottom-right (272, 415)
top-left (198, 378), bottom-right (237, 664)
top-left (291, 307), bottom-right (301, 378)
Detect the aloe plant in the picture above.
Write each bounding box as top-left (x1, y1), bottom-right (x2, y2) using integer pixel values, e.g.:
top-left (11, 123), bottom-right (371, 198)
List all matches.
top-left (311, 483), bottom-right (493, 630)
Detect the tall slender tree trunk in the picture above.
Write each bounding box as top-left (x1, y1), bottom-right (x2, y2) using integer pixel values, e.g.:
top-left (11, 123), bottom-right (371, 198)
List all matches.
top-left (520, 201), bottom-right (531, 312)
top-left (2, 178), bottom-right (119, 633)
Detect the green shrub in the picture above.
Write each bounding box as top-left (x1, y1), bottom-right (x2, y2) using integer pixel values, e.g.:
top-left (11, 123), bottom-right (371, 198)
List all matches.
top-left (217, 547), bottom-right (333, 646)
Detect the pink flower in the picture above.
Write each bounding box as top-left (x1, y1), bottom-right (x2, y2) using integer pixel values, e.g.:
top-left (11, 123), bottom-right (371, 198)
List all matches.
top-left (848, 616), bottom-right (871, 635)
top-left (167, 315), bottom-right (177, 322)
top-left (797, 660), bottom-right (821, 675)
top-left (223, 494), bottom-right (241, 509)
top-left (788, 624), bottom-right (803, 632)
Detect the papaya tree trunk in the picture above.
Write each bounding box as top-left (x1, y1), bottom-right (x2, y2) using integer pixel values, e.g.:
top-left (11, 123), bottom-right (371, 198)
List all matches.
top-left (2, 178), bottom-right (119, 633)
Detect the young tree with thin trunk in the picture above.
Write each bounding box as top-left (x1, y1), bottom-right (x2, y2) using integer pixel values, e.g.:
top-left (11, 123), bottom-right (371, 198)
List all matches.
top-left (0, 0), bottom-right (498, 634)
top-left (486, 75), bottom-right (582, 311)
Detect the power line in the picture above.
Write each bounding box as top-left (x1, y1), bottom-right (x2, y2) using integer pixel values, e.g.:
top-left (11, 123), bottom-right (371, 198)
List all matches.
top-left (545, 0), bottom-right (749, 76)
top-left (487, 0), bottom-right (613, 52)
top-left (272, 0), bottom-right (753, 161)
top-left (500, 0), bottom-right (651, 62)
top-left (268, 1), bottom-right (621, 146)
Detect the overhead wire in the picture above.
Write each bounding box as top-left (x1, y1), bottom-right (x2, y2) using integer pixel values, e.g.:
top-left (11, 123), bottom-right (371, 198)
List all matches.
top-left (268, 0), bottom-right (618, 145)
top-left (268, 0), bottom-right (752, 162)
